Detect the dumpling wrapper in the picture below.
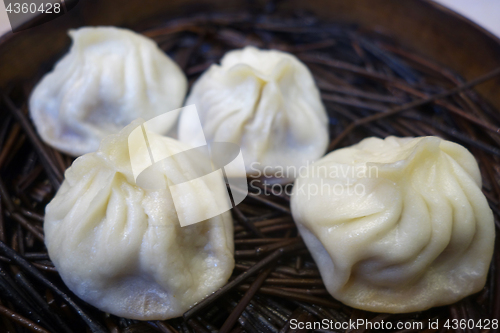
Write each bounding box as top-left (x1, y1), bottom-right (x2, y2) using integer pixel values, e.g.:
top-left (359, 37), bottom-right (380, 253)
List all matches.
top-left (291, 136), bottom-right (495, 313)
top-left (178, 46), bottom-right (328, 177)
top-left (30, 26), bottom-right (187, 157)
top-left (44, 121), bottom-right (234, 320)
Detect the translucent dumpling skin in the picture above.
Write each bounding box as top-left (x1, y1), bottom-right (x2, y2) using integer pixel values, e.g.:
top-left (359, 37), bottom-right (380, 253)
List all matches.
top-left (178, 46), bottom-right (328, 176)
top-left (44, 121), bottom-right (234, 320)
top-left (291, 136), bottom-right (495, 313)
top-left (30, 27), bottom-right (187, 156)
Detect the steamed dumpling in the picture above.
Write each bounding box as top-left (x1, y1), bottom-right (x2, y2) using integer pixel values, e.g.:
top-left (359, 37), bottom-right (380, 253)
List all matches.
top-left (178, 46), bottom-right (328, 176)
top-left (44, 121), bottom-right (234, 320)
top-left (291, 136), bottom-right (494, 313)
top-left (30, 26), bottom-right (187, 156)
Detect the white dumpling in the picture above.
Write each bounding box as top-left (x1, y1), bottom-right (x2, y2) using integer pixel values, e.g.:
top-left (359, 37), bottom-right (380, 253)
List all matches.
top-left (291, 136), bottom-right (494, 313)
top-left (30, 26), bottom-right (187, 157)
top-left (44, 121), bottom-right (234, 320)
top-left (178, 46), bottom-right (328, 176)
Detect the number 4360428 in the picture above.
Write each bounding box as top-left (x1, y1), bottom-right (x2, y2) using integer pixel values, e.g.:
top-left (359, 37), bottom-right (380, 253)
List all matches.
top-left (444, 319), bottom-right (498, 330)
top-left (6, 2), bottom-right (61, 14)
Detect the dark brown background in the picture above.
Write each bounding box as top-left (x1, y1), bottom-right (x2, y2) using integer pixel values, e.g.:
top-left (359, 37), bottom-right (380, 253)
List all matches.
top-left (1, 0), bottom-right (500, 112)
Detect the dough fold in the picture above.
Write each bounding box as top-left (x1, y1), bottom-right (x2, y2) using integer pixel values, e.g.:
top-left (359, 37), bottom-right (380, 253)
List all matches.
top-left (179, 46), bottom-right (328, 176)
top-left (44, 121), bottom-right (234, 320)
top-left (291, 136), bottom-right (494, 313)
top-left (30, 26), bottom-right (187, 156)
